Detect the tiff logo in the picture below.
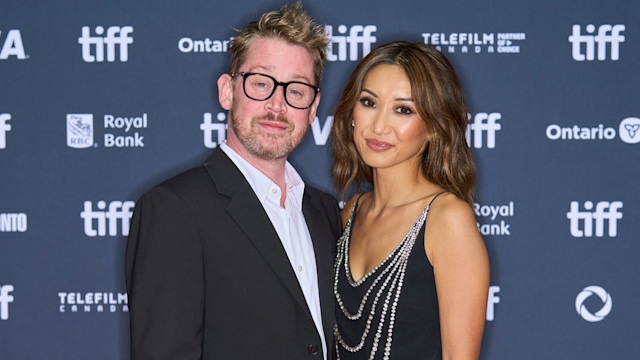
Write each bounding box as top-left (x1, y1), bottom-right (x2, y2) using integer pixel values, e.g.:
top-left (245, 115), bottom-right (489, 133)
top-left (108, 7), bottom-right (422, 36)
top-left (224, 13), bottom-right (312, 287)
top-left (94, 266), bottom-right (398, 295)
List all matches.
top-left (78, 26), bottom-right (134, 62)
top-left (466, 112), bottom-right (502, 149)
top-left (326, 25), bottom-right (377, 61)
top-left (0, 30), bottom-right (26, 59)
top-left (202, 112), bottom-right (334, 148)
top-left (486, 286), bottom-right (500, 321)
top-left (0, 113), bottom-right (10, 149)
top-left (568, 24), bottom-right (625, 61)
top-left (567, 201), bottom-right (623, 237)
top-left (80, 201), bottom-right (135, 237)
top-left (0, 285), bottom-right (14, 320)
top-left (201, 112), bottom-right (227, 148)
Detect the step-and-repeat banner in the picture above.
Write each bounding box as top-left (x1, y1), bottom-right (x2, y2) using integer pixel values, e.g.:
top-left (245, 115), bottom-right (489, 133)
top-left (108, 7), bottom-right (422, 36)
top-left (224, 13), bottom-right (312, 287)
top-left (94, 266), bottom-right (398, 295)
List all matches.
top-left (1, 0), bottom-right (638, 359)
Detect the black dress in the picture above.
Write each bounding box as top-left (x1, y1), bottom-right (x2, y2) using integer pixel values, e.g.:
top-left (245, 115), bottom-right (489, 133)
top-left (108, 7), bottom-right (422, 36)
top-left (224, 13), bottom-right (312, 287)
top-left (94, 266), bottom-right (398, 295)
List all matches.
top-left (334, 196), bottom-right (442, 360)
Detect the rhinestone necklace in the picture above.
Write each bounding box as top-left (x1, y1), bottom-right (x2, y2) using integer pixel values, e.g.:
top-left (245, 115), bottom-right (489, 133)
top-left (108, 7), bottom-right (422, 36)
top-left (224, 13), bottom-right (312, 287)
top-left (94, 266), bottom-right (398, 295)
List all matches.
top-left (334, 204), bottom-right (430, 360)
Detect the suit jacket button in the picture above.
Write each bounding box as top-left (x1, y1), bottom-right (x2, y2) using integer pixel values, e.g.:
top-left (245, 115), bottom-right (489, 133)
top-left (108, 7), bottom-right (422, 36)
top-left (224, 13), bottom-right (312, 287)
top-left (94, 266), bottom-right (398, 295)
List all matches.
top-left (307, 344), bottom-right (319, 355)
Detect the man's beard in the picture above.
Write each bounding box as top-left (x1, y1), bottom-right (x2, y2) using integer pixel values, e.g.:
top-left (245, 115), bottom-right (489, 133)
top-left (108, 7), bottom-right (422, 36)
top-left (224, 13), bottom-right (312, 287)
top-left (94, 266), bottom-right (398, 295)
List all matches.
top-left (229, 106), bottom-right (308, 161)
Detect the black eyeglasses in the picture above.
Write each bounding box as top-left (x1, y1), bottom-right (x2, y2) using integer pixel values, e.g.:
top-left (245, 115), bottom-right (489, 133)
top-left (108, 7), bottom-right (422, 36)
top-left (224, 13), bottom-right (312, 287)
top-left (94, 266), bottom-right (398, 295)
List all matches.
top-left (231, 72), bottom-right (320, 110)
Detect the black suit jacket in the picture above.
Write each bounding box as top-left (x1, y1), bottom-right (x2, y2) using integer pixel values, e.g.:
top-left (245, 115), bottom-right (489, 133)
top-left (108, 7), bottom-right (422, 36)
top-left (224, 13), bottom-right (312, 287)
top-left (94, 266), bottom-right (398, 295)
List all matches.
top-left (125, 149), bottom-right (341, 359)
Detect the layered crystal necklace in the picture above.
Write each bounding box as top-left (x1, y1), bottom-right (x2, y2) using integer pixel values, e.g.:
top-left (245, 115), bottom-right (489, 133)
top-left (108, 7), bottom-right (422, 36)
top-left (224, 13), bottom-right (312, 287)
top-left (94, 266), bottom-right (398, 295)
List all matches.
top-left (334, 204), bottom-right (430, 360)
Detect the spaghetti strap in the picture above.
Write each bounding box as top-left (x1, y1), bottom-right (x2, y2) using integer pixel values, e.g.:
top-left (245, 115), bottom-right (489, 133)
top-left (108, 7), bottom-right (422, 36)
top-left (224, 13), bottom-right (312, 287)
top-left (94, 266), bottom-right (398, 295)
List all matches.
top-left (347, 193), bottom-right (367, 223)
top-left (428, 191), bottom-right (448, 207)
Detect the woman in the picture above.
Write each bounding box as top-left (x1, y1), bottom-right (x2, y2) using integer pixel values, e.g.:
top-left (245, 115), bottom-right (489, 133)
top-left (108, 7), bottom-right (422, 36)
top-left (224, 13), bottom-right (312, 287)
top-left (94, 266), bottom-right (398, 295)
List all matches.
top-left (331, 41), bottom-right (490, 359)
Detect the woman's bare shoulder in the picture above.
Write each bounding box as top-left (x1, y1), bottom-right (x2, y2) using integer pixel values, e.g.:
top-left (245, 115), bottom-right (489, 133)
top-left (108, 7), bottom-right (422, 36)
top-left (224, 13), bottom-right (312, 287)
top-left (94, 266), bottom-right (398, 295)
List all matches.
top-left (341, 192), bottom-right (369, 227)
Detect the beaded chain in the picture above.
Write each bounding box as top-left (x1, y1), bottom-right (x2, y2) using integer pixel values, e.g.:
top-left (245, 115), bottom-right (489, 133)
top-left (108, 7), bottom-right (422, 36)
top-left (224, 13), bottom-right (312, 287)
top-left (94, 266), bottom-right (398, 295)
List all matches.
top-left (334, 204), bottom-right (430, 360)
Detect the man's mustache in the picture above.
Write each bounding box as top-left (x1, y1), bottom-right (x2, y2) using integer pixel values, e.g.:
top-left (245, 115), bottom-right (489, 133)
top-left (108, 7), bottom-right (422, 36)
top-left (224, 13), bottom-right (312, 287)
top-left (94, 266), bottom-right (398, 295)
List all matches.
top-left (254, 113), bottom-right (292, 130)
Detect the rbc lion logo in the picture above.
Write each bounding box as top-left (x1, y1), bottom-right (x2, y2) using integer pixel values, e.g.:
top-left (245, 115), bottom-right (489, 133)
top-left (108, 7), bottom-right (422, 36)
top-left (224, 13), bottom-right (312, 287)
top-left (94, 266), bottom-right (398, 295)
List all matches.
top-left (67, 114), bottom-right (94, 148)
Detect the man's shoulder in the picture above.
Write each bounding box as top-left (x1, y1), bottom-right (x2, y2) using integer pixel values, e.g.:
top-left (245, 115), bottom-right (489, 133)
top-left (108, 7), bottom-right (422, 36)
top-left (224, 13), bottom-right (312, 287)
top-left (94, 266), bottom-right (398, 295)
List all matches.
top-left (161, 166), bottom-right (210, 190)
top-left (140, 165), bottom-right (213, 203)
top-left (304, 184), bottom-right (337, 203)
top-left (303, 184), bottom-right (342, 236)
top-left (303, 184), bottom-right (340, 215)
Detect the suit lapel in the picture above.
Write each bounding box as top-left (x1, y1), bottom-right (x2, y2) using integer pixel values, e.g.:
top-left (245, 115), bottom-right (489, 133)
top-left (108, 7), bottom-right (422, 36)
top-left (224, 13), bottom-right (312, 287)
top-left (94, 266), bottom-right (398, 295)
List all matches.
top-left (303, 191), bottom-right (337, 347)
top-left (204, 150), bottom-right (311, 319)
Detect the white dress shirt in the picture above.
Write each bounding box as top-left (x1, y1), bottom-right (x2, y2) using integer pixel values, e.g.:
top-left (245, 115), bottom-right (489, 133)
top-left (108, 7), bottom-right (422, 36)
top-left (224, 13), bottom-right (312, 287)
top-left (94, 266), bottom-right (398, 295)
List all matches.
top-left (220, 142), bottom-right (327, 359)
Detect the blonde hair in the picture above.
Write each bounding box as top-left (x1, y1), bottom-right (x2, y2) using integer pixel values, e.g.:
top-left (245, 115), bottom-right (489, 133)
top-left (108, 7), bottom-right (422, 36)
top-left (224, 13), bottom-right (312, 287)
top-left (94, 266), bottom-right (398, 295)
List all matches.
top-left (229, 2), bottom-right (329, 84)
top-left (331, 41), bottom-right (476, 204)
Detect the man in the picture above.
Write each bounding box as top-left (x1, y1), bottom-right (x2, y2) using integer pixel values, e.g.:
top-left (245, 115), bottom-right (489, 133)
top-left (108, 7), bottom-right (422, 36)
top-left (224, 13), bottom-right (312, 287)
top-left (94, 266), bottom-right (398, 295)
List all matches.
top-left (125, 3), bottom-right (341, 359)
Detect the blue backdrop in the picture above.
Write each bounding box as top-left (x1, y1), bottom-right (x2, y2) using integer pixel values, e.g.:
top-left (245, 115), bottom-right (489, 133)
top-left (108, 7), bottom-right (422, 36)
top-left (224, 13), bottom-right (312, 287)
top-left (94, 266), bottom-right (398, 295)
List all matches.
top-left (1, 0), bottom-right (639, 359)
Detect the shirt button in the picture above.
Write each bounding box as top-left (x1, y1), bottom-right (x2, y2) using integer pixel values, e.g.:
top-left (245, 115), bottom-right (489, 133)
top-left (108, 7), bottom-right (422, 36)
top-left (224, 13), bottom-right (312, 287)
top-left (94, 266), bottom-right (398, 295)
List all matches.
top-left (272, 188), bottom-right (278, 194)
top-left (307, 344), bottom-right (319, 355)
top-left (297, 265), bottom-right (303, 272)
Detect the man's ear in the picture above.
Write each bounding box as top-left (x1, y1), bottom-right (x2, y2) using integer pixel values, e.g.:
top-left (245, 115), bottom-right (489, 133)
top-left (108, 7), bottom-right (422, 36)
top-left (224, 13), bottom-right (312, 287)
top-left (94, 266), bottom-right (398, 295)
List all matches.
top-left (307, 92), bottom-right (321, 125)
top-left (217, 74), bottom-right (234, 110)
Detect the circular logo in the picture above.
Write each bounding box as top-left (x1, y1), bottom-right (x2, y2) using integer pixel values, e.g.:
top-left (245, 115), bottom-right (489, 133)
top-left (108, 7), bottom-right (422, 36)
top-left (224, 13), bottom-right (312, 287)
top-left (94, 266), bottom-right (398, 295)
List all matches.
top-left (619, 117), bottom-right (640, 144)
top-left (575, 285), bottom-right (612, 322)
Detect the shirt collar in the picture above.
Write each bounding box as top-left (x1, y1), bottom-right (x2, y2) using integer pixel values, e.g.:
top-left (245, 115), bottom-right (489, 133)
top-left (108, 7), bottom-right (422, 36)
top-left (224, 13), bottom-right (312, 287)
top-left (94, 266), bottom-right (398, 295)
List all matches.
top-left (220, 142), bottom-right (305, 209)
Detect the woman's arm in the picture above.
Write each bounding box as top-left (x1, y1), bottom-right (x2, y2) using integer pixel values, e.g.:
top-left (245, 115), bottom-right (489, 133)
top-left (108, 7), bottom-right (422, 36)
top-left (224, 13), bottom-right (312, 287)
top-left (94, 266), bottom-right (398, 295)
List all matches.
top-left (425, 193), bottom-right (490, 360)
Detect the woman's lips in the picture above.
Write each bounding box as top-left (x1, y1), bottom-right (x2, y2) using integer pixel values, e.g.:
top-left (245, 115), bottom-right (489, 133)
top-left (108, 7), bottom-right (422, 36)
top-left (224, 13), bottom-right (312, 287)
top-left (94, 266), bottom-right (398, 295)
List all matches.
top-left (366, 139), bottom-right (393, 151)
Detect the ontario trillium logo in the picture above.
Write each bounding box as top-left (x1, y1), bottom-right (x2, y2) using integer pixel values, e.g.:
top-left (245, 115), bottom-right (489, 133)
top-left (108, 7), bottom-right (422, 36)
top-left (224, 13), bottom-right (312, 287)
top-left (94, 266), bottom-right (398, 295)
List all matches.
top-left (619, 117), bottom-right (640, 144)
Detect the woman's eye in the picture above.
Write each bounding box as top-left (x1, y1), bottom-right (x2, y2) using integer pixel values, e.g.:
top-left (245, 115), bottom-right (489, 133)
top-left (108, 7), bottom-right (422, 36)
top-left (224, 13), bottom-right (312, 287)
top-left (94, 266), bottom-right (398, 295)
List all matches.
top-left (358, 97), bottom-right (375, 108)
top-left (397, 106), bottom-right (413, 115)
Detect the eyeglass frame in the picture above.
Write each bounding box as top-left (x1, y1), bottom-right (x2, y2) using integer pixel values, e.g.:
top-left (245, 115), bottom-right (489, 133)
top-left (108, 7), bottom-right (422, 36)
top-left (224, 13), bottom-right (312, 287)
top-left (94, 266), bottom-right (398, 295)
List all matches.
top-left (231, 72), bottom-right (321, 110)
